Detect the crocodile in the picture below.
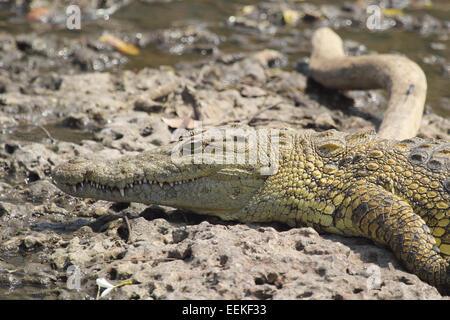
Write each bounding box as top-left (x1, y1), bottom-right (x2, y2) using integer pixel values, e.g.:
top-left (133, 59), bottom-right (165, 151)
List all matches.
top-left (51, 27), bottom-right (445, 294)
top-left (52, 126), bottom-right (450, 294)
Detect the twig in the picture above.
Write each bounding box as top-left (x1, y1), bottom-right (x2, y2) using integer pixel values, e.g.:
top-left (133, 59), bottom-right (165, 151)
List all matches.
top-left (245, 100), bottom-right (284, 126)
top-left (123, 215), bottom-right (133, 244)
top-left (36, 125), bottom-right (55, 143)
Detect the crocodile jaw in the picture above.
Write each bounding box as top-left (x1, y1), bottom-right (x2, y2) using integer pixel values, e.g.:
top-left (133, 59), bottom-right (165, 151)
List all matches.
top-left (52, 155), bottom-right (267, 217)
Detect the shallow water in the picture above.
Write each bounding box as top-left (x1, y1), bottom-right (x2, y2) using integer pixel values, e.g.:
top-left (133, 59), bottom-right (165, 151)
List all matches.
top-left (120, 0), bottom-right (450, 117)
top-left (2, 123), bottom-right (94, 144)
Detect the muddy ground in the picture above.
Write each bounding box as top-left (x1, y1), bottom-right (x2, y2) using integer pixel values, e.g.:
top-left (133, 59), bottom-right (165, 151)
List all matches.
top-left (0, 0), bottom-right (449, 300)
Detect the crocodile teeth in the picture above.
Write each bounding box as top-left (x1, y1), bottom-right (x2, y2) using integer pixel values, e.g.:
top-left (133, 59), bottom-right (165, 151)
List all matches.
top-left (72, 185), bottom-right (77, 192)
top-left (169, 182), bottom-right (174, 187)
top-left (120, 188), bottom-right (125, 197)
top-left (143, 178), bottom-right (147, 183)
top-left (159, 182), bottom-right (163, 187)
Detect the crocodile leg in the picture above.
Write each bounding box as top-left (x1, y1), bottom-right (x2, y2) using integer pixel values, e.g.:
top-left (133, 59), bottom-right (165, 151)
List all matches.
top-left (333, 182), bottom-right (449, 292)
top-left (235, 179), bottom-right (449, 292)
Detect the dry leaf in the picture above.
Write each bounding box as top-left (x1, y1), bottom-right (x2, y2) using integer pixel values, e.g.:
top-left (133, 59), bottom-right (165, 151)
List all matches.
top-left (162, 117), bottom-right (201, 129)
top-left (381, 8), bottom-right (404, 16)
top-left (241, 5), bottom-right (255, 15)
top-left (424, 1), bottom-right (433, 8)
top-left (283, 9), bottom-right (300, 25)
top-left (99, 33), bottom-right (140, 56)
top-left (26, 8), bottom-right (51, 22)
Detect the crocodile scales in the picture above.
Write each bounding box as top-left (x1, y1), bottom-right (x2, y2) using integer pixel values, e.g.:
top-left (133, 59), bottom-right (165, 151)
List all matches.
top-left (52, 127), bottom-right (450, 293)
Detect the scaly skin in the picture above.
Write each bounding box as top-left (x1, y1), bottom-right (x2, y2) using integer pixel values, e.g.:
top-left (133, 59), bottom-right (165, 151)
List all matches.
top-left (52, 126), bottom-right (450, 293)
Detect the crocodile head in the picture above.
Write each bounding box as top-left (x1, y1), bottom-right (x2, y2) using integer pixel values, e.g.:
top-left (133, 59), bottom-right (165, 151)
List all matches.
top-left (51, 127), bottom-right (282, 218)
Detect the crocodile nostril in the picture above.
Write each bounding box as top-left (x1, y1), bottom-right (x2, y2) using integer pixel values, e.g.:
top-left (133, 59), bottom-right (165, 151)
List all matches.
top-left (427, 159), bottom-right (443, 172)
top-left (444, 179), bottom-right (450, 194)
top-left (408, 151), bottom-right (428, 165)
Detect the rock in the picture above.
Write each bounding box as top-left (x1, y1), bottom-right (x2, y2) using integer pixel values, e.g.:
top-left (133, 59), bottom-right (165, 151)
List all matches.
top-left (60, 113), bottom-right (89, 130)
top-left (240, 85), bottom-right (267, 98)
top-left (23, 235), bottom-right (42, 249)
top-left (134, 99), bottom-right (165, 113)
top-left (440, 63), bottom-right (450, 78)
top-left (314, 112), bottom-right (337, 130)
top-left (172, 229), bottom-right (189, 244)
top-left (19, 179), bottom-right (60, 202)
top-left (430, 42), bottom-right (446, 51)
top-left (42, 217), bottom-right (444, 299)
top-left (50, 236), bottom-right (127, 270)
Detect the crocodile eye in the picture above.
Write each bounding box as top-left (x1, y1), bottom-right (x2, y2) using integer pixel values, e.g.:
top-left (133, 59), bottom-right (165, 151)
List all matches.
top-left (427, 158), bottom-right (444, 171)
top-left (444, 179), bottom-right (450, 193)
top-left (316, 141), bottom-right (344, 157)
